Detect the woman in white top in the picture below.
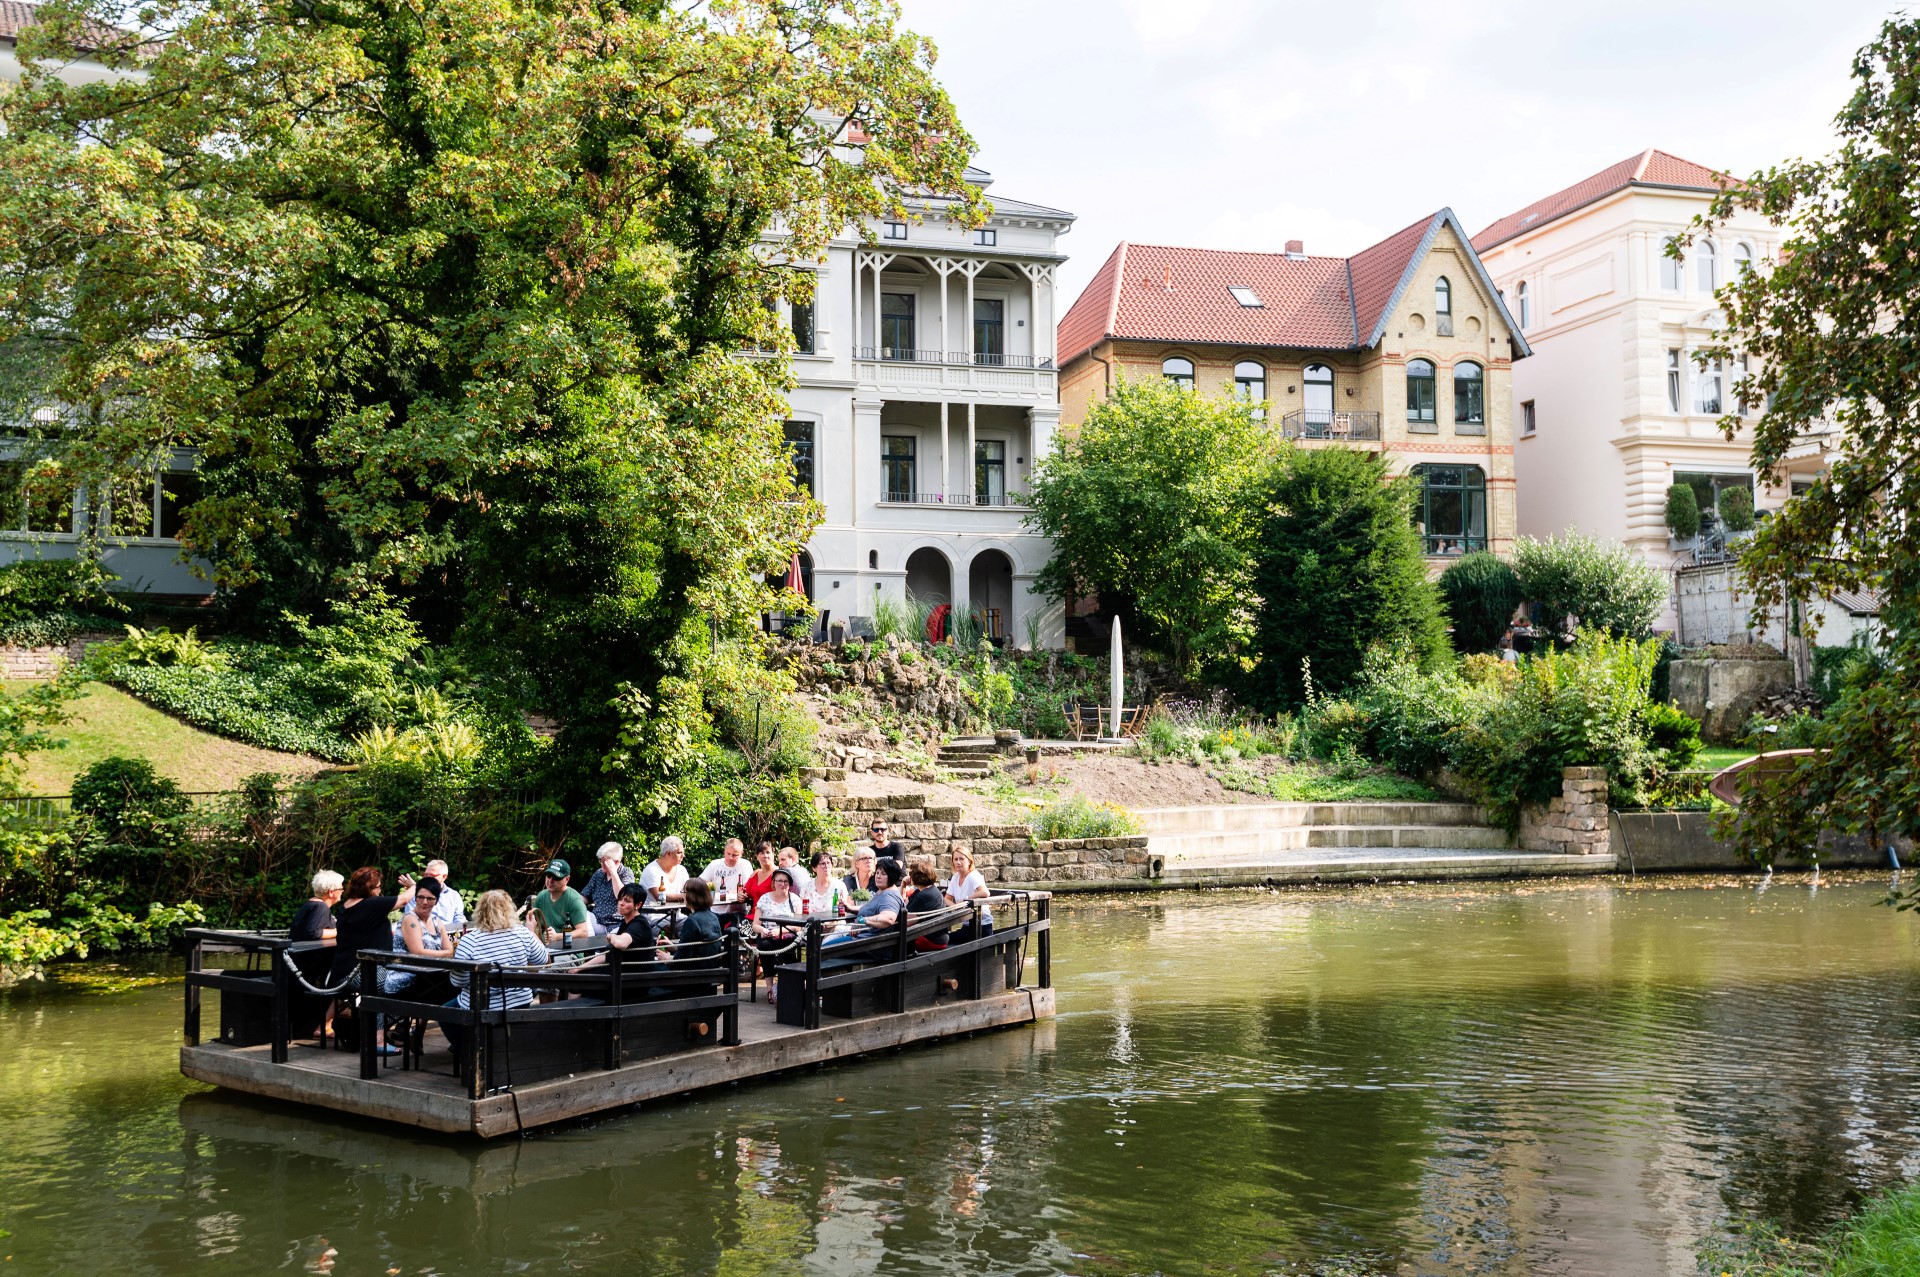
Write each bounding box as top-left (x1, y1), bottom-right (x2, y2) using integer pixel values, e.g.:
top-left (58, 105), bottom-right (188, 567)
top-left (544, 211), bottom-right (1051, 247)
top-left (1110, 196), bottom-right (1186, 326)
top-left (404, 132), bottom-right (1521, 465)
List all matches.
top-left (944, 847), bottom-right (993, 941)
top-left (751, 869), bottom-right (806, 1002)
top-left (805, 850), bottom-right (844, 917)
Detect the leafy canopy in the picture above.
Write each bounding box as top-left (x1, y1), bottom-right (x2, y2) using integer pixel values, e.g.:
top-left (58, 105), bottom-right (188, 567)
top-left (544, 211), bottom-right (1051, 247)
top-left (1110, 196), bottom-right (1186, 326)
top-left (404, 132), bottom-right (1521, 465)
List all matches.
top-left (1512, 532), bottom-right (1667, 641)
top-left (1689, 18), bottom-right (1920, 860)
top-left (0, 0), bottom-right (978, 813)
top-left (1026, 378), bottom-right (1283, 670)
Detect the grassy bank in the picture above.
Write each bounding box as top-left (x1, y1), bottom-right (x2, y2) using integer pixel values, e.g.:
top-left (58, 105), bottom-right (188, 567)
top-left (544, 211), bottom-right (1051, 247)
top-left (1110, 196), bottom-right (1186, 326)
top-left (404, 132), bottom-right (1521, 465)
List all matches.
top-left (10, 682), bottom-right (326, 794)
top-left (1704, 1182), bottom-right (1920, 1275)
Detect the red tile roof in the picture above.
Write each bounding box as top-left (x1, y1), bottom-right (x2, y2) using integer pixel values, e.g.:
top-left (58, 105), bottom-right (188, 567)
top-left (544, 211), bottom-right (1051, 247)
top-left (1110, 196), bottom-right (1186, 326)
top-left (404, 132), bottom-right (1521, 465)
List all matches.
top-left (0, 0), bottom-right (37, 40)
top-left (1057, 209), bottom-right (1521, 367)
top-left (1472, 148), bottom-right (1733, 251)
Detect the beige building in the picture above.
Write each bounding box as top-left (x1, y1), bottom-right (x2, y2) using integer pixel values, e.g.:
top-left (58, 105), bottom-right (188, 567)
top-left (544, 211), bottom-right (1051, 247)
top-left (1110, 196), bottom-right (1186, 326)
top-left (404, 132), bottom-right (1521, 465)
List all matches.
top-left (1057, 210), bottom-right (1527, 560)
top-left (1472, 149), bottom-right (1799, 585)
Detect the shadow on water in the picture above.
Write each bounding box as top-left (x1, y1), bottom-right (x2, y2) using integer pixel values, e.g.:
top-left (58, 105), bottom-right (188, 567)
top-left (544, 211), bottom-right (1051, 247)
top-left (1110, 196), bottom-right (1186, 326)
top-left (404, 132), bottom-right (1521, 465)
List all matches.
top-left (2, 875), bottom-right (1919, 1276)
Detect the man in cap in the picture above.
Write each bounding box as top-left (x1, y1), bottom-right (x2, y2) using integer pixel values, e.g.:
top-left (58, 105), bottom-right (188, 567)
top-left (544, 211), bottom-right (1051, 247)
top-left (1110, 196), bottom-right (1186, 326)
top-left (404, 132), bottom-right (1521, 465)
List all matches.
top-left (527, 858), bottom-right (593, 945)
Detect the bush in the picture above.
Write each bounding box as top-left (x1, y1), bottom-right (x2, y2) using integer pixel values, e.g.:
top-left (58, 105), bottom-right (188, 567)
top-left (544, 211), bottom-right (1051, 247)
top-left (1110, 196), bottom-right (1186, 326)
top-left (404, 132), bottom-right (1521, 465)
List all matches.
top-left (1437, 552), bottom-right (1522, 654)
top-left (0, 559), bottom-right (120, 628)
top-left (1664, 483), bottom-right (1700, 540)
top-left (1133, 695), bottom-right (1297, 764)
top-left (1028, 794), bottom-right (1143, 841)
top-left (1719, 484), bottom-right (1756, 533)
top-left (1348, 647), bottom-right (1469, 779)
top-left (1512, 532), bottom-right (1667, 641)
top-left (1246, 448), bottom-right (1451, 710)
top-left (1642, 700), bottom-right (1702, 770)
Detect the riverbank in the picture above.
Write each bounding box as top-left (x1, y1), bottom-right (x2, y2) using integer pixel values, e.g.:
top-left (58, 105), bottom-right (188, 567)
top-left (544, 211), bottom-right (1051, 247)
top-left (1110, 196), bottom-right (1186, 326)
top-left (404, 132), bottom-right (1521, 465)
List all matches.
top-left (1704, 1181), bottom-right (1920, 1276)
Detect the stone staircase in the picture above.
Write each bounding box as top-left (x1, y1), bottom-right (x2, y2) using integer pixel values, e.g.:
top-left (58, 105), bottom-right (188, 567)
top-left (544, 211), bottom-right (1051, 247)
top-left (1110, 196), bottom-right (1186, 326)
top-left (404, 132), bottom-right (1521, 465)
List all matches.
top-left (937, 739), bottom-right (1000, 779)
top-left (1142, 801), bottom-right (1542, 882)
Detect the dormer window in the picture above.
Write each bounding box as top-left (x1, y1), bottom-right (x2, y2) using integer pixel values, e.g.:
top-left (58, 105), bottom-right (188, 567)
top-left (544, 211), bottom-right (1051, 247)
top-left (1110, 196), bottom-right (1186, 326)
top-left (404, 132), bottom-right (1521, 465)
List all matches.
top-left (1228, 286), bottom-right (1262, 308)
top-left (883, 221), bottom-right (908, 241)
top-left (974, 228), bottom-right (997, 246)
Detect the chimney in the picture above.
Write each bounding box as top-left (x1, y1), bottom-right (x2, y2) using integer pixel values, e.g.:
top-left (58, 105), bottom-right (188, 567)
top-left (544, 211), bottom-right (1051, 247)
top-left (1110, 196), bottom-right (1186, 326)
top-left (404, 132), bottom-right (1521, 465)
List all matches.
top-left (1163, 266), bottom-right (1173, 293)
top-left (1284, 240), bottom-right (1306, 261)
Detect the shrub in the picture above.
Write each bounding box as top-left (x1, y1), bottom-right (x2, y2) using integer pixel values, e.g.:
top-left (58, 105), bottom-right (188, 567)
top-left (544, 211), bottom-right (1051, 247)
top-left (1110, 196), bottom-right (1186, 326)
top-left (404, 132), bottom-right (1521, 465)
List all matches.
top-left (0, 559), bottom-right (120, 628)
top-left (96, 624), bottom-right (221, 669)
top-left (1512, 532), bottom-right (1667, 641)
top-left (1437, 552), bottom-right (1522, 654)
top-left (1718, 484), bottom-right (1756, 533)
top-left (1348, 647), bottom-right (1469, 779)
top-left (1642, 700), bottom-right (1703, 770)
top-left (1246, 448), bottom-right (1451, 710)
top-left (1028, 794), bottom-right (1142, 841)
top-left (1664, 483), bottom-right (1701, 540)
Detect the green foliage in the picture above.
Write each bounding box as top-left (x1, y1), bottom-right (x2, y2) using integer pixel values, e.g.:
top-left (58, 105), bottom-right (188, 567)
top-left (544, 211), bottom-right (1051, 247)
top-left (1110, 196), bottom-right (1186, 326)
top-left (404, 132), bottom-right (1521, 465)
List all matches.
top-left (0, 559), bottom-right (120, 629)
top-left (1258, 764), bottom-right (1440, 804)
top-left (1246, 448), bottom-right (1450, 710)
top-left (1700, 1179), bottom-right (1920, 1276)
top-left (1346, 647), bottom-right (1470, 779)
top-left (0, 898), bottom-right (202, 984)
top-left (1028, 795), bottom-right (1143, 841)
top-left (1642, 700), bottom-right (1703, 770)
top-left (1133, 695), bottom-right (1298, 765)
top-left (1664, 483), bottom-right (1701, 540)
top-left (1812, 640), bottom-right (1884, 703)
top-left (0, 674), bottom-right (80, 792)
top-left (1028, 377), bottom-right (1284, 669)
top-left (1437, 552), bottom-right (1522, 654)
top-left (873, 595), bottom-right (931, 643)
top-left (1512, 532), bottom-right (1668, 641)
top-left (97, 623), bottom-right (220, 669)
top-left (1718, 484), bottom-right (1756, 533)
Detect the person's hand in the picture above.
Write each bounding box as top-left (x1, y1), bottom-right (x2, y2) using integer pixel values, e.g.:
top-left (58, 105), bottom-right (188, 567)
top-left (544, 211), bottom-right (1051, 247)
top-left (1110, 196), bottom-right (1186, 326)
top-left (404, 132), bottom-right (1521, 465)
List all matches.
top-left (399, 873), bottom-right (414, 889)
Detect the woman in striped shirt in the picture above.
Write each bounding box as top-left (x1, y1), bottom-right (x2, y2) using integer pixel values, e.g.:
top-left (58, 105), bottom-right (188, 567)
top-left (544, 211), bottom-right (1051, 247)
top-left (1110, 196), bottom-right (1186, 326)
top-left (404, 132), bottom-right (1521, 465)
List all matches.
top-left (449, 890), bottom-right (550, 1011)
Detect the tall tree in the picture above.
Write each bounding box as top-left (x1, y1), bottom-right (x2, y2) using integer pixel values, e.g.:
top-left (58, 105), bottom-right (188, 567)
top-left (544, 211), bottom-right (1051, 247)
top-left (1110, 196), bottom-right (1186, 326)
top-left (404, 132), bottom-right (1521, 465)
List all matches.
top-left (0, 0), bottom-right (978, 811)
top-left (1026, 377), bottom-right (1282, 671)
top-left (1245, 448), bottom-right (1449, 711)
top-left (1692, 18), bottom-right (1920, 859)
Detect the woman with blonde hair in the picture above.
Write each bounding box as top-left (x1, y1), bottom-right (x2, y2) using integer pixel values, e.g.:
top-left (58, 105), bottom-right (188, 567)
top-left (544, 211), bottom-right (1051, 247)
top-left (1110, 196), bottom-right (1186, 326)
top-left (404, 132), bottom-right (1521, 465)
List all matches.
top-left (944, 847), bottom-right (993, 942)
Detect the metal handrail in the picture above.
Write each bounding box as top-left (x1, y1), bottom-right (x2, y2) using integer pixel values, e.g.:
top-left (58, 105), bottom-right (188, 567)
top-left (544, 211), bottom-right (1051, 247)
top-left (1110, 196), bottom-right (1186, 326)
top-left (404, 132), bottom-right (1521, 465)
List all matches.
top-left (855, 347), bottom-right (1055, 370)
top-left (1278, 410), bottom-right (1382, 441)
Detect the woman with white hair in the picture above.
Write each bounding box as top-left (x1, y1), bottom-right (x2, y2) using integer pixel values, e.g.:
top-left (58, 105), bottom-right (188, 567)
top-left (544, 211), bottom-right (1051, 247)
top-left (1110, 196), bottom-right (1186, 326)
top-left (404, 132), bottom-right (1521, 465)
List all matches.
top-left (291, 870), bottom-right (343, 942)
top-left (580, 841), bottom-right (635, 933)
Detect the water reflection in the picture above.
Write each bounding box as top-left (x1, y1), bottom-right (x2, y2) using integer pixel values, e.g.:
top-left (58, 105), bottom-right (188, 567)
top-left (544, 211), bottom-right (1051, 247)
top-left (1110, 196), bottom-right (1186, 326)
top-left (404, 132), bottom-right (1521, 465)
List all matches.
top-left (1, 877), bottom-right (1918, 1276)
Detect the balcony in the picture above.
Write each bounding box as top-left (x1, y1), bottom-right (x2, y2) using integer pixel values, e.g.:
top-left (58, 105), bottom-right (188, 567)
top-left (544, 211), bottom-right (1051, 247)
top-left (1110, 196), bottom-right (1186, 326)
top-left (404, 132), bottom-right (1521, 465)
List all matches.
top-left (1278, 410), bottom-right (1382, 442)
top-left (856, 348), bottom-right (1056, 399)
top-left (857, 348), bottom-right (1055, 369)
top-left (881, 491), bottom-right (1029, 508)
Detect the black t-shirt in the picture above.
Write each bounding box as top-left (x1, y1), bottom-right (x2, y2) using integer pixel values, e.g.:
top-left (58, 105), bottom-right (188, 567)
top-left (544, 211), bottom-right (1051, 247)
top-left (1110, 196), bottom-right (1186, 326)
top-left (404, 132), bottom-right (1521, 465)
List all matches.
top-left (610, 913), bottom-right (654, 950)
top-left (328, 895), bottom-right (399, 982)
top-left (907, 886), bottom-right (949, 946)
top-left (290, 900), bottom-right (333, 942)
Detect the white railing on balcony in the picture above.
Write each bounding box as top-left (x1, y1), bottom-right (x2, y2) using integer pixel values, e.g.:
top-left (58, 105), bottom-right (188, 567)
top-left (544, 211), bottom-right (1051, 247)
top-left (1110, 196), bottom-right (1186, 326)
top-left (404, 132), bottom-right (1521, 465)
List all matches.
top-left (857, 348), bottom-right (1055, 370)
top-left (881, 491), bottom-right (1029, 507)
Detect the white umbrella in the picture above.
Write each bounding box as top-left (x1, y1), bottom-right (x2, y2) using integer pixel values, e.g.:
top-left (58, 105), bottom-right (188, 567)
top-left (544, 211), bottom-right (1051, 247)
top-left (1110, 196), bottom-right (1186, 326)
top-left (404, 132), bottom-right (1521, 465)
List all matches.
top-left (1107, 616), bottom-right (1124, 740)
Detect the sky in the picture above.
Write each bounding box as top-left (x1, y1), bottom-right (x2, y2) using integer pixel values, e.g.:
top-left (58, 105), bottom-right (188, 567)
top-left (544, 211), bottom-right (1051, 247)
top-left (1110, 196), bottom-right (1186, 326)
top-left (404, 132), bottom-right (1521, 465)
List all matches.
top-left (896, 0), bottom-right (1898, 304)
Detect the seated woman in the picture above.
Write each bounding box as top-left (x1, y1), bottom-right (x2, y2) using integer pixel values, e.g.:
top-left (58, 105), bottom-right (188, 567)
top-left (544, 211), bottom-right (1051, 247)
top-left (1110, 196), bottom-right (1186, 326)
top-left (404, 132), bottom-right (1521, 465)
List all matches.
top-left (805, 851), bottom-right (844, 918)
top-left (943, 847), bottom-right (993, 942)
top-left (291, 871), bottom-right (343, 941)
top-left (750, 869), bottom-right (806, 1003)
top-left (671, 877), bottom-right (725, 965)
top-left (442, 889), bottom-right (550, 1059)
top-left (743, 842), bottom-right (778, 914)
top-left (903, 858), bottom-right (951, 952)
top-left (823, 857), bottom-right (905, 947)
top-left (383, 877), bottom-right (457, 1001)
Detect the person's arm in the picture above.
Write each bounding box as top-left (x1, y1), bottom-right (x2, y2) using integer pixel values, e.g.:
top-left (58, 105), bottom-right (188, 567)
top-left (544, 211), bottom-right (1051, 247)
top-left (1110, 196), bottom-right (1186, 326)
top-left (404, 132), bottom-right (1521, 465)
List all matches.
top-left (566, 894), bottom-right (592, 939)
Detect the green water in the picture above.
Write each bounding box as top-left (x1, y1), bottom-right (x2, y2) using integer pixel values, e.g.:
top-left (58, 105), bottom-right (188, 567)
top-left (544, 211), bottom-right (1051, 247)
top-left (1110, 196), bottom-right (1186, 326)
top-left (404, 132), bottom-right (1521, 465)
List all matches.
top-left (4, 876), bottom-right (1920, 1276)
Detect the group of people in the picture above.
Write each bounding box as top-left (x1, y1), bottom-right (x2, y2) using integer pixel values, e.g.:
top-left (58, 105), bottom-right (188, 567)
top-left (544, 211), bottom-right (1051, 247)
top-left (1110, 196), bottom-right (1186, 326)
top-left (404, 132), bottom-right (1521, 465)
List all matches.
top-left (287, 820), bottom-right (997, 1031)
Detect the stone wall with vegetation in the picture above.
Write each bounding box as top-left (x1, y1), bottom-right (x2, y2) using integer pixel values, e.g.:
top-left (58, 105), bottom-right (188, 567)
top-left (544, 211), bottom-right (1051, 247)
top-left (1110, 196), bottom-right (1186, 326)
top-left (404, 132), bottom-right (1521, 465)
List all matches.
top-left (0, 635), bottom-right (117, 680)
top-left (1518, 766), bottom-right (1611, 856)
top-left (821, 791), bottom-right (1152, 888)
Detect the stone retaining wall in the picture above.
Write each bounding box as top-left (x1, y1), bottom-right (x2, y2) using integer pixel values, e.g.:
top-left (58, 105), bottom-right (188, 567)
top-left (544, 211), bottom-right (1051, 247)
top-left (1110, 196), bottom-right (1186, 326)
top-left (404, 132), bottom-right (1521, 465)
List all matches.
top-left (0, 634), bottom-right (117, 680)
top-left (1519, 766), bottom-right (1611, 856)
top-left (820, 792), bottom-right (1151, 887)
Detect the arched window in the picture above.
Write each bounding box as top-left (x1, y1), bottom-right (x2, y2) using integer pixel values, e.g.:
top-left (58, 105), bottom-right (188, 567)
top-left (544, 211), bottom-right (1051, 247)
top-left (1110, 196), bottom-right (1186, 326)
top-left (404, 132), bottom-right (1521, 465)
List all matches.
top-left (1734, 242), bottom-right (1754, 276)
top-left (1406, 358), bottom-right (1437, 427)
top-left (1516, 281), bottom-right (1531, 329)
top-left (1302, 363), bottom-right (1334, 434)
top-left (1435, 277), bottom-right (1453, 336)
top-left (1162, 356), bottom-right (1194, 387)
top-left (1233, 360), bottom-right (1266, 403)
top-left (1696, 241), bottom-right (1717, 292)
top-left (1412, 464), bottom-right (1487, 556)
top-left (1452, 362), bottom-right (1484, 431)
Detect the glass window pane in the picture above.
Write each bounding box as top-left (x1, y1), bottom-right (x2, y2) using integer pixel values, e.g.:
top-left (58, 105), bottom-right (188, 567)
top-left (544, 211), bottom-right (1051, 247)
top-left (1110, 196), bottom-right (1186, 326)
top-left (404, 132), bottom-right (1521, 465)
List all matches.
top-left (107, 473), bottom-right (157, 537)
top-left (973, 298), bottom-right (1004, 363)
top-left (1162, 357), bottom-right (1194, 386)
top-left (158, 471), bottom-right (200, 541)
top-left (790, 301), bottom-right (815, 354)
top-left (783, 421), bottom-right (815, 496)
top-left (22, 466), bottom-right (73, 534)
top-left (1435, 277), bottom-right (1451, 314)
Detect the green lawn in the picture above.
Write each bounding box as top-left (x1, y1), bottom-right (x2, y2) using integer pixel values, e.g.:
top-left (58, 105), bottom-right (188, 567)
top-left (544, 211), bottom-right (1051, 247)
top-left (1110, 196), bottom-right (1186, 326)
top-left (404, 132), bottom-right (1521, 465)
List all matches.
top-left (1696, 745), bottom-right (1757, 773)
top-left (12, 682), bottom-right (326, 795)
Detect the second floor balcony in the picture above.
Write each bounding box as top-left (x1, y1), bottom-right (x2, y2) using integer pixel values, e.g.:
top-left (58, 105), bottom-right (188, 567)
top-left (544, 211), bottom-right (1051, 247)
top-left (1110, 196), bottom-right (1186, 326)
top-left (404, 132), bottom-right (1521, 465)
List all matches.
top-left (880, 489), bottom-right (1029, 508)
top-left (857, 347), bottom-right (1054, 369)
top-left (1279, 410), bottom-right (1382, 442)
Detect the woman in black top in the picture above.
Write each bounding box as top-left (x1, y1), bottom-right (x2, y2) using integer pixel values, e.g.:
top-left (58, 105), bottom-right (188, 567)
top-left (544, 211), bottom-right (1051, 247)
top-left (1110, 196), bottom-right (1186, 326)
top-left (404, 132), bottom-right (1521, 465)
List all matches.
top-left (904, 859), bottom-right (950, 951)
top-left (327, 866), bottom-right (415, 1055)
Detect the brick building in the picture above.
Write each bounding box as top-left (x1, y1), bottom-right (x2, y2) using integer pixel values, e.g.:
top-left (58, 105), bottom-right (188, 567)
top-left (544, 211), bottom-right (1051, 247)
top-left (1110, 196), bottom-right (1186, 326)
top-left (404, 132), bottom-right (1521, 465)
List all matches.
top-left (1056, 210), bottom-right (1527, 560)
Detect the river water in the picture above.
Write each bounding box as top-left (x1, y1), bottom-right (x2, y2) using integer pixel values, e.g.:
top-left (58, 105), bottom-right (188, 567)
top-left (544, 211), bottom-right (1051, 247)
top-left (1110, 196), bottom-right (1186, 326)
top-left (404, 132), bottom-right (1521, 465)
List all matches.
top-left (4, 876), bottom-right (1920, 1276)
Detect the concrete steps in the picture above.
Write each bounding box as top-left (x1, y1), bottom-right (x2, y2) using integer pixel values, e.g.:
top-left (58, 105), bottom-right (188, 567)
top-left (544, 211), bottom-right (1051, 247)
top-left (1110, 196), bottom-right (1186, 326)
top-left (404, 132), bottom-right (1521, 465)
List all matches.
top-left (938, 738), bottom-right (1000, 778)
top-left (1141, 800), bottom-right (1517, 875)
top-left (1154, 847), bottom-right (1617, 885)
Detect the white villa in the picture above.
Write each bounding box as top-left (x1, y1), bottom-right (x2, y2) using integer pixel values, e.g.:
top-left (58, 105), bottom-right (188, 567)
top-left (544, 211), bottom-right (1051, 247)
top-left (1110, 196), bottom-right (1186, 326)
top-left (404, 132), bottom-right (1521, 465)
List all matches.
top-left (776, 166), bottom-right (1073, 644)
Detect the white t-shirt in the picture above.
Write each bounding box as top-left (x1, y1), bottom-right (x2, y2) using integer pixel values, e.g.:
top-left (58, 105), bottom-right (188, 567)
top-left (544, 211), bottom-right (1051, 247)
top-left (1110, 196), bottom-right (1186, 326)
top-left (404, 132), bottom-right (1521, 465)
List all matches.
top-left (640, 861), bottom-right (689, 904)
top-left (429, 884), bottom-right (466, 930)
top-left (946, 870), bottom-right (991, 925)
top-left (800, 875), bottom-right (843, 917)
top-left (700, 857), bottom-right (752, 911)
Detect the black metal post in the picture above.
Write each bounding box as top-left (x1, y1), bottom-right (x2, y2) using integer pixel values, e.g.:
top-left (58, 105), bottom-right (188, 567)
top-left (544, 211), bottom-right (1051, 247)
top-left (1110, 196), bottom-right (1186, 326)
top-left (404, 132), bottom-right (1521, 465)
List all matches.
top-left (721, 929), bottom-right (741, 1046)
top-left (892, 907), bottom-right (909, 1014)
top-left (1037, 894), bottom-right (1052, 989)
top-left (270, 946), bottom-right (291, 1064)
top-left (606, 954), bottom-right (623, 1071)
top-left (184, 937), bottom-right (202, 1046)
top-left (358, 954), bottom-right (379, 1080)
top-left (969, 901), bottom-right (984, 1000)
top-left (805, 920), bottom-right (822, 1031)
top-left (467, 968), bottom-right (489, 1100)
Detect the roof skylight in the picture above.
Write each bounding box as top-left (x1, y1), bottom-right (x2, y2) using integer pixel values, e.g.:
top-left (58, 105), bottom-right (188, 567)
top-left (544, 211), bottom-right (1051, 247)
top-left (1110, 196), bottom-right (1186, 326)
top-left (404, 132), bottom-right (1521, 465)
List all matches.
top-left (1228, 286), bottom-right (1263, 308)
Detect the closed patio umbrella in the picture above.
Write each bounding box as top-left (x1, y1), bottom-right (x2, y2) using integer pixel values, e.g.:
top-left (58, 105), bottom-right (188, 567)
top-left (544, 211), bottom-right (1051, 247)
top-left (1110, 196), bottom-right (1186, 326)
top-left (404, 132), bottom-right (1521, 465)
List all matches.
top-left (1107, 616), bottom-right (1124, 740)
top-left (784, 553), bottom-right (805, 596)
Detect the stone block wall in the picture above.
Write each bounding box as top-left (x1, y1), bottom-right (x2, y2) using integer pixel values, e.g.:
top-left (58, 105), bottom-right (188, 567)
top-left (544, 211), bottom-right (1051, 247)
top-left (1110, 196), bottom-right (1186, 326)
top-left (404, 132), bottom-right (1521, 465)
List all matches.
top-left (0, 634), bottom-right (117, 680)
top-left (1518, 766), bottom-right (1611, 855)
top-left (820, 792), bottom-right (1151, 887)
top-left (1668, 657), bottom-right (1793, 743)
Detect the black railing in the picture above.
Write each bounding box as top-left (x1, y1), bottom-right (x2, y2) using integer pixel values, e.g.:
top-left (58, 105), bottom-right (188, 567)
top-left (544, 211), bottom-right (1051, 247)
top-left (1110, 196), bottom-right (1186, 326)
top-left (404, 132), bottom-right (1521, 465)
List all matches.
top-left (1278, 410), bottom-right (1382, 441)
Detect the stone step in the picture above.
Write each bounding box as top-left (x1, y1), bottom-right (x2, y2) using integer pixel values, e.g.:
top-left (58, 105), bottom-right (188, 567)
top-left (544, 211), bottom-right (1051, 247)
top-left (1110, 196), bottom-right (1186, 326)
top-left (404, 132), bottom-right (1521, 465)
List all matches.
top-left (1154, 848), bottom-right (1616, 884)
top-left (939, 746), bottom-right (1000, 759)
top-left (1135, 801), bottom-right (1486, 835)
top-left (1304, 824), bottom-right (1511, 851)
top-left (1152, 822), bottom-right (1511, 861)
top-left (942, 762), bottom-right (994, 777)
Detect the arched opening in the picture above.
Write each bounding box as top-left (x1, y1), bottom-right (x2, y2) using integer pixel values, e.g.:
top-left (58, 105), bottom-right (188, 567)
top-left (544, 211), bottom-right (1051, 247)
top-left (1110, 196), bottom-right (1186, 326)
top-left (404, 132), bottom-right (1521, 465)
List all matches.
top-left (1302, 363), bottom-right (1334, 432)
top-left (1161, 356), bottom-right (1194, 387)
top-left (968, 549), bottom-right (1014, 644)
top-left (904, 547), bottom-right (952, 606)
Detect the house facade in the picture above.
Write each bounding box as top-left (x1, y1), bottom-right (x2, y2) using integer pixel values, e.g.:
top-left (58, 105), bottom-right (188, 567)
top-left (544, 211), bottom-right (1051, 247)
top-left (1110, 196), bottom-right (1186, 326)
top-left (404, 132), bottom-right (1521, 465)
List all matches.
top-left (780, 167), bottom-right (1074, 644)
top-left (1056, 211), bottom-right (1527, 562)
top-left (1472, 149), bottom-right (1797, 584)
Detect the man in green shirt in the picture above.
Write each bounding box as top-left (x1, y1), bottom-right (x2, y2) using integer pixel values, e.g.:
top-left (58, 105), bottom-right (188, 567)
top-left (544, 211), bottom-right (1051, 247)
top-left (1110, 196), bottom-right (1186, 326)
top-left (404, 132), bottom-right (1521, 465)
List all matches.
top-left (527, 858), bottom-right (592, 944)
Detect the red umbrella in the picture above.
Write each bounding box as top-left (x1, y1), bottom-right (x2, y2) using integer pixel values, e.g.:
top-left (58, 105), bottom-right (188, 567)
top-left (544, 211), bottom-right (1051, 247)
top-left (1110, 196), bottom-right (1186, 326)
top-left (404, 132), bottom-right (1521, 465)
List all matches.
top-left (784, 553), bottom-right (805, 596)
